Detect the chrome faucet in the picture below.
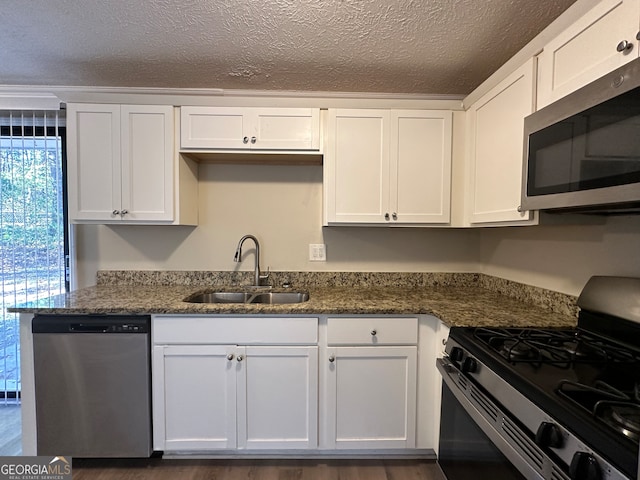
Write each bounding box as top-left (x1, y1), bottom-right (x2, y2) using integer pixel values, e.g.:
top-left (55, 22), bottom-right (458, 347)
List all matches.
top-left (233, 234), bottom-right (270, 287)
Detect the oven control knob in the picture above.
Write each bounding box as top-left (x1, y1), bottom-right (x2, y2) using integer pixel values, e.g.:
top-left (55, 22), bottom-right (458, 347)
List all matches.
top-left (449, 346), bottom-right (464, 363)
top-left (569, 452), bottom-right (602, 480)
top-left (461, 356), bottom-right (478, 374)
top-left (535, 422), bottom-right (564, 449)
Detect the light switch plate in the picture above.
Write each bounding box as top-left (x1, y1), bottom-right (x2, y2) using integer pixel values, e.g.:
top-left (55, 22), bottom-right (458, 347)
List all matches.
top-left (309, 244), bottom-right (326, 261)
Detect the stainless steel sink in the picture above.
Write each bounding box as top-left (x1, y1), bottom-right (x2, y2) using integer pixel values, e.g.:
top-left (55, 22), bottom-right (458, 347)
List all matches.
top-left (184, 291), bottom-right (309, 304)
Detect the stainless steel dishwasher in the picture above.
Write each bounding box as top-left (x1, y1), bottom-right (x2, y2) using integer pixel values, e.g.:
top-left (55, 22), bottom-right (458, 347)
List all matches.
top-left (32, 314), bottom-right (152, 457)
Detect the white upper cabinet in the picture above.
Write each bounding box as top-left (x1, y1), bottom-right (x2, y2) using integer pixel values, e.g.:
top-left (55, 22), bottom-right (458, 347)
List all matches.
top-left (180, 107), bottom-right (320, 151)
top-left (465, 58), bottom-right (537, 226)
top-left (67, 103), bottom-right (196, 224)
top-left (324, 109), bottom-right (452, 225)
top-left (537, 0), bottom-right (640, 108)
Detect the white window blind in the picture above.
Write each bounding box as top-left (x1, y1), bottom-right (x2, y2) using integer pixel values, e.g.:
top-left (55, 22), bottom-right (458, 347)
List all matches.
top-left (0, 109), bottom-right (66, 402)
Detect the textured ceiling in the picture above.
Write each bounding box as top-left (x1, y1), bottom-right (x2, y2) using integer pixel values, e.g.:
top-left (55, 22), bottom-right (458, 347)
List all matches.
top-left (2, 0), bottom-right (576, 95)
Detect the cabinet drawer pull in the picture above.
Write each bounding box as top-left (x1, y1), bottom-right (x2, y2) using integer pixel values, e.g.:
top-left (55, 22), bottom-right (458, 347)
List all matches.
top-left (120, 209), bottom-right (128, 216)
top-left (371, 329), bottom-right (377, 336)
top-left (227, 353), bottom-right (235, 361)
top-left (617, 40), bottom-right (633, 52)
top-left (250, 136), bottom-right (257, 144)
top-left (243, 136), bottom-right (249, 144)
top-left (237, 355), bottom-right (244, 362)
top-left (384, 213), bottom-right (390, 221)
top-left (392, 212), bottom-right (397, 221)
top-left (112, 210), bottom-right (120, 216)
top-left (328, 355), bottom-right (335, 363)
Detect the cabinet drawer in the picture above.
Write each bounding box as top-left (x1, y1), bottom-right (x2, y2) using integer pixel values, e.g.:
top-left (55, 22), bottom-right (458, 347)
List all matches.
top-left (327, 317), bottom-right (418, 345)
top-left (153, 316), bottom-right (318, 345)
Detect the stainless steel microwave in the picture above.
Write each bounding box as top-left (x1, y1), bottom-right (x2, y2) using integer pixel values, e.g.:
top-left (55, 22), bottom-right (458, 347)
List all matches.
top-left (521, 58), bottom-right (640, 214)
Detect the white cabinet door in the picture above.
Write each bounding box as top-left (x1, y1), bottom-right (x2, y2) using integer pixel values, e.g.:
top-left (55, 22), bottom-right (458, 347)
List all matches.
top-left (180, 107), bottom-right (320, 151)
top-left (68, 103), bottom-right (175, 223)
top-left (325, 109), bottom-right (452, 225)
top-left (154, 345), bottom-right (237, 451)
top-left (121, 105), bottom-right (174, 222)
top-left (325, 346), bottom-right (417, 449)
top-left (238, 346), bottom-right (318, 449)
top-left (67, 104), bottom-right (121, 221)
top-left (538, 0), bottom-right (640, 108)
top-left (467, 59), bottom-right (537, 225)
top-left (180, 107), bottom-right (248, 149)
top-left (252, 108), bottom-right (320, 150)
top-left (325, 109), bottom-right (390, 224)
top-left (390, 110), bottom-right (452, 224)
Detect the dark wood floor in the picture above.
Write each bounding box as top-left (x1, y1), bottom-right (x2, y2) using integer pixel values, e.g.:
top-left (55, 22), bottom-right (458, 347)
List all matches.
top-left (72, 458), bottom-right (446, 480)
top-left (0, 404), bottom-right (21, 456)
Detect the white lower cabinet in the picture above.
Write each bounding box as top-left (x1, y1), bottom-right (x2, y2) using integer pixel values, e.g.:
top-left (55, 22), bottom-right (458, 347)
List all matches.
top-left (157, 345), bottom-right (237, 451)
top-left (325, 346), bottom-right (417, 449)
top-left (323, 317), bottom-right (418, 449)
top-left (152, 314), bottom-right (428, 454)
top-left (152, 316), bottom-right (318, 452)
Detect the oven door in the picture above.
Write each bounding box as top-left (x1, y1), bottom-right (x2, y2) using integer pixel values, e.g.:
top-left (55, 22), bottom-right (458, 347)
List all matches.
top-left (438, 381), bottom-right (526, 480)
top-left (437, 358), bottom-right (570, 480)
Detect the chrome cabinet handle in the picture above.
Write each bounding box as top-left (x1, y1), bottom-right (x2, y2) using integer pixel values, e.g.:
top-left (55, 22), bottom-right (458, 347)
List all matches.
top-left (328, 355), bottom-right (335, 363)
top-left (112, 210), bottom-right (120, 216)
top-left (120, 209), bottom-right (128, 216)
top-left (243, 136), bottom-right (249, 144)
top-left (227, 354), bottom-right (235, 361)
top-left (617, 40), bottom-right (633, 52)
top-left (384, 213), bottom-right (390, 220)
top-left (250, 136), bottom-right (257, 144)
top-left (392, 212), bottom-right (397, 220)
top-left (371, 329), bottom-right (377, 336)
top-left (237, 355), bottom-right (244, 362)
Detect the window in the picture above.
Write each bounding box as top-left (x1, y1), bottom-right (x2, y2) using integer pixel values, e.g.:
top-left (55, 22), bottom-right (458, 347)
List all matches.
top-left (0, 110), bottom-right (67, 401)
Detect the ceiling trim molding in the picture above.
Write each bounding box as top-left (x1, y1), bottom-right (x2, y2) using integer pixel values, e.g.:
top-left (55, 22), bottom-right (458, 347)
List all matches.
top-left (0, 85), bottom-right (465, 110)
top-left (0, 90), bottom-right (63, 110)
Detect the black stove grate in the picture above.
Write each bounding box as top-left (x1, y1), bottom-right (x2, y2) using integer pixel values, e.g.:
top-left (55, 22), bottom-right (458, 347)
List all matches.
top-left (473, 327), bottom-right (640, 368)
top-left (557, 380), bottom-right (640, 441)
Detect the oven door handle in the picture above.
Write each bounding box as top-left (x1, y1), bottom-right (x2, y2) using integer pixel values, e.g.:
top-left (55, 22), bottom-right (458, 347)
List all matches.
top-left (437, 358), bottom-right (549, 480)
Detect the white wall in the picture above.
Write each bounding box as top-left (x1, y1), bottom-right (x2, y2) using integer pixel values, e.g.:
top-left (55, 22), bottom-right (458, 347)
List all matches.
top-left (479, 216), bottom-right (640, 296)
top-left (74, 163), bottom-right (481, 288)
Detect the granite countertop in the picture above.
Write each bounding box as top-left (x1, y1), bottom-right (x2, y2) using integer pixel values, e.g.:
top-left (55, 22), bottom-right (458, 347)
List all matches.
top-left (9, 273), bottom-right (578, 328)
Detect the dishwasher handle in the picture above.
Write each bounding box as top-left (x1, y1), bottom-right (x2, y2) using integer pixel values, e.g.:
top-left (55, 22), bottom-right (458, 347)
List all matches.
top-left (32, 314), bottom-right (151, 334)
top-left (70, 323), bottom-right (111, 333)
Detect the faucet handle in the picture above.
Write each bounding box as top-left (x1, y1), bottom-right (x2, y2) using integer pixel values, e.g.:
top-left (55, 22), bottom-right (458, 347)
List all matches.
top-left (259, 266), bottom-right (271, 283)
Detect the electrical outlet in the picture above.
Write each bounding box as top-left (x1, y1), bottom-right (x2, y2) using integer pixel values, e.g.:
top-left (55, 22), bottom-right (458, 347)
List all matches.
top-left (309, 244), bottom-right (326, 261)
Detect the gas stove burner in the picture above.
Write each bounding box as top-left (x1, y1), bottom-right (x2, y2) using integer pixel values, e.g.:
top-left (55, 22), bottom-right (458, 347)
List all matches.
top-left (557, 339), bottom-right (604, 360)
top-left (602, 404), bottom-right (640, 441)
top-left (611, 405), bottom-right (640, 437)
top-left (501, 339), bottom-right (539, 361)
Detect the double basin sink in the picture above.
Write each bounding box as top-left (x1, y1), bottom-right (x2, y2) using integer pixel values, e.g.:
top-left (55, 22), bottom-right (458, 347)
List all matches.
top-left (184, 289), bottom-right (309, 305)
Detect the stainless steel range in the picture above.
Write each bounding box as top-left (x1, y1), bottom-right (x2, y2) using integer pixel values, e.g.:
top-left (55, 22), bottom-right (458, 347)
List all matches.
top-left (437, 276), bottom-right (640, 480)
